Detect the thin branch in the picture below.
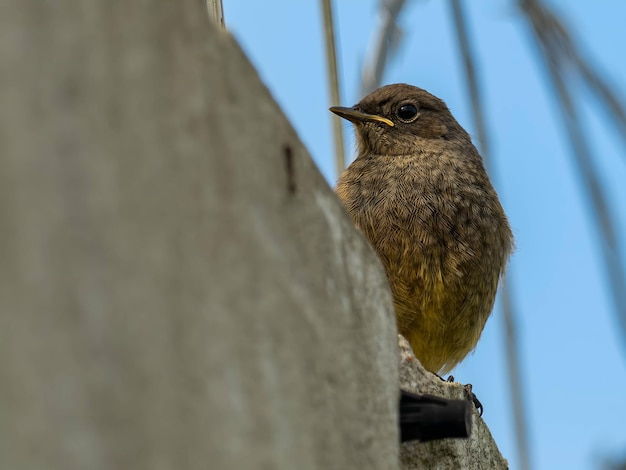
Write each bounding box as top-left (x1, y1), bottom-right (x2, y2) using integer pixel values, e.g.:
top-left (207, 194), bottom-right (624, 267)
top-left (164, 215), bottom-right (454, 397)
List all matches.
top-left (360, 0), bottom-right (408, 96)
top-left (321, 0), bottom-right (346, 176)
top-left (576, 55), bottom-right (626, 156)
top-left (500, 284), bottom-right (532, 470)
top-left (449, 0), bottom-right (491, 163)
top-left (520, 0), bottom-right (626, 359)
top-left (449, 2), bottom-right (532, 469)
top-left (519, 0), bottom-right (626, 160)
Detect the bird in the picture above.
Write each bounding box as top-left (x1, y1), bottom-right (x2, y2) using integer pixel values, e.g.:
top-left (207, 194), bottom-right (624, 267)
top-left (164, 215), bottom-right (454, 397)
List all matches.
top-left (331, 83), bottom-right (513, 375)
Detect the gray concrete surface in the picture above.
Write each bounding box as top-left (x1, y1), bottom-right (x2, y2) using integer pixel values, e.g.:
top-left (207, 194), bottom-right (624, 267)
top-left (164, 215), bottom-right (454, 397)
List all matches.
top-left (0, 2), bottom-right (399, 469)
top-left (398, 335), bottom-right (509, 469)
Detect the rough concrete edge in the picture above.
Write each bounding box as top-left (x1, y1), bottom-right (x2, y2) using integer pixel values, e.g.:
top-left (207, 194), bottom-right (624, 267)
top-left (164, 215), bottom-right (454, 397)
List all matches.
top-left (398, 335), bottom-right (509, 469)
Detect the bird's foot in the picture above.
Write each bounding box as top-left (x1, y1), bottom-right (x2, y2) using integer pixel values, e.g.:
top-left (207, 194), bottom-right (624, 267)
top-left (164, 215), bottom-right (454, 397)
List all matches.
top-left (463, 383), bottom-right (483, 416)
top-left (434, 373), bottom-right (456, 382)
top-left (438, 375), bottom-right (483, 416)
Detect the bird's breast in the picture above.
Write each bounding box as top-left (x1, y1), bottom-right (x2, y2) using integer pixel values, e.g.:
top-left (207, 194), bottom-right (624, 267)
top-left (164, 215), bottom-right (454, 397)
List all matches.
top-left (336, 152), bottom-right (509, 282)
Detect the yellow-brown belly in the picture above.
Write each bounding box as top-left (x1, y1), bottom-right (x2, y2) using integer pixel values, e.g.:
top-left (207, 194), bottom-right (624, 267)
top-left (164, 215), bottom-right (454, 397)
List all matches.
top-left (336, 155), bottom-right (510, 374)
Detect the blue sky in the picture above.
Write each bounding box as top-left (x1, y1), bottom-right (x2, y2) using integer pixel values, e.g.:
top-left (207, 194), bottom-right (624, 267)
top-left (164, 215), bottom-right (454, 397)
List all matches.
top-left (225, 1), bottom-right (626, 468)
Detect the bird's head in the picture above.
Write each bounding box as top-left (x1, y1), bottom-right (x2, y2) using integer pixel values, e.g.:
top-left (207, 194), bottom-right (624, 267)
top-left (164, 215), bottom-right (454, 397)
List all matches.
top-left (330, 83), bottom-right (470, 156)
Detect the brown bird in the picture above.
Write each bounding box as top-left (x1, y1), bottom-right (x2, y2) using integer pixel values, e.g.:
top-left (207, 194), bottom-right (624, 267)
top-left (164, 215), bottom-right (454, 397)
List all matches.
top-left (332, 84), bottom-right (513, 375)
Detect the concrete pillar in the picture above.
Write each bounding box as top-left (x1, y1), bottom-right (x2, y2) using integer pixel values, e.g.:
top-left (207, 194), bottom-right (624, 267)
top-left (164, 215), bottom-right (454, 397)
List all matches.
top-left (0, 2), bottom-right (399, 469)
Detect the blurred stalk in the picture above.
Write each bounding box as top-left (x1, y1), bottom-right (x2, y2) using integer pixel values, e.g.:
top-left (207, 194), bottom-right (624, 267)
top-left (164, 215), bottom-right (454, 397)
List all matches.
top-left (360, 0), bottom-right (408, 96)
top-left (321, 0), bottom-right (346, 177)
top-left (519, 0), bottom-right (626, 161)
top-left (519, 0), bottom-right (626, 363)
top-left (449, 2), bottom-right (532, 469)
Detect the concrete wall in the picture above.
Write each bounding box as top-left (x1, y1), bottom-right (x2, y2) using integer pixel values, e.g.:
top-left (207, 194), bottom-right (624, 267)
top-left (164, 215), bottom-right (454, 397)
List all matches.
top-left (398, 337), bottom-right (508, 469)
top-left (0, 2), bottom-right (399, 469)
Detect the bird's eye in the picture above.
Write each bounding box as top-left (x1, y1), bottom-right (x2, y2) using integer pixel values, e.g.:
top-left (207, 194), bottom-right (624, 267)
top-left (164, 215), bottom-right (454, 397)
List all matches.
top-left (396, 104), bottom-right (419, 123)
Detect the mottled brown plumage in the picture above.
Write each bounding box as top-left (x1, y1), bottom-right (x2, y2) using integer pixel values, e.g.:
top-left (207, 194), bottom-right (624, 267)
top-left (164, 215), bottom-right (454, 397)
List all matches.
top-left (332, 84), bottom-right (513, 374)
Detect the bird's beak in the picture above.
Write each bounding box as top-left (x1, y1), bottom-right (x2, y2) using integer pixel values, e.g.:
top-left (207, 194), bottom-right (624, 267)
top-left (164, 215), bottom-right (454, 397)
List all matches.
top-left (329, 106), bottom-right (394, 127)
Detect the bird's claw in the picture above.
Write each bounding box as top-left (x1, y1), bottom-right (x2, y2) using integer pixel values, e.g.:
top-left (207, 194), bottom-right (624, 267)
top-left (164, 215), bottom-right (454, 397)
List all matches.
top-left (463, 383), bottom-right (483, 416)
top-left (435, 374), bottom-right (483, 415)
top-left (434, 374), bottom-right (456, 383)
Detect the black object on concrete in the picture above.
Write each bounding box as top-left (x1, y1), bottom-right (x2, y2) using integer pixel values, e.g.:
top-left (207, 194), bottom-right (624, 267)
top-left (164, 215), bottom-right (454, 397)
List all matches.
top-left (399, 389), bottom-right (472, 443)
